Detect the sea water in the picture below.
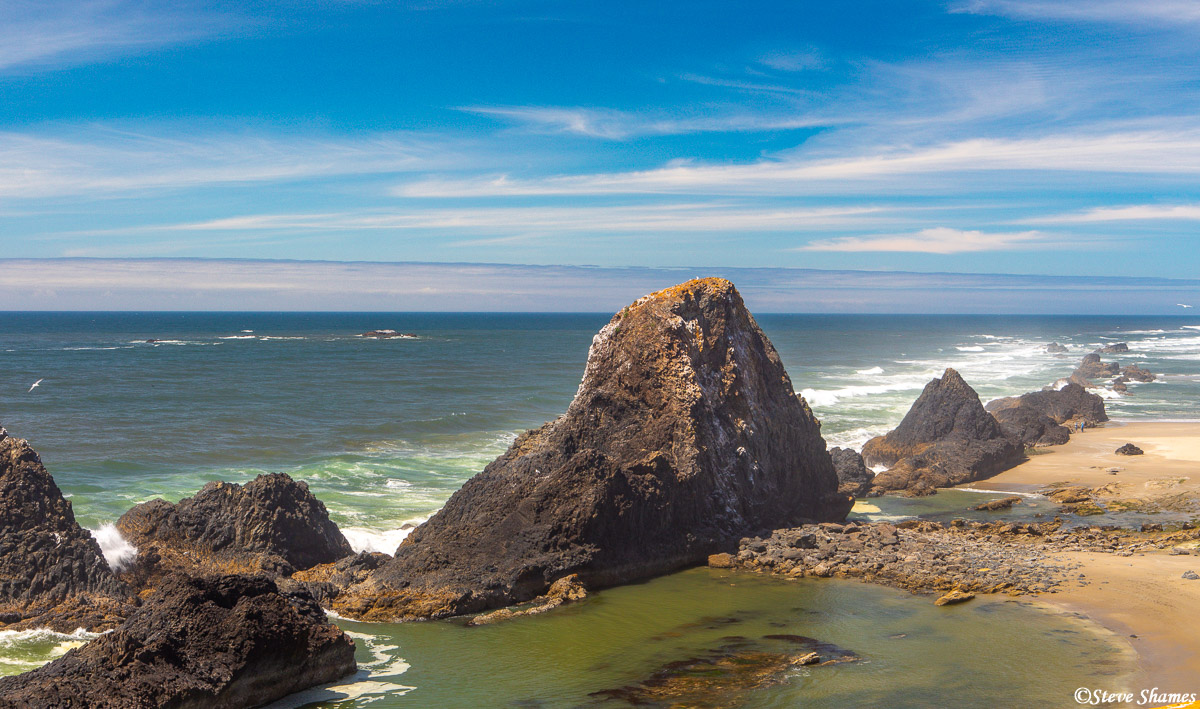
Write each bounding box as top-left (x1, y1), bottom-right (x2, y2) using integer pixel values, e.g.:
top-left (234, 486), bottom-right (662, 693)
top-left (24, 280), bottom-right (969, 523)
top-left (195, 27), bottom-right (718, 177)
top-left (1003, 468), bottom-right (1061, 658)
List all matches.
top-left (2, 312), bottom-right (1195, 701)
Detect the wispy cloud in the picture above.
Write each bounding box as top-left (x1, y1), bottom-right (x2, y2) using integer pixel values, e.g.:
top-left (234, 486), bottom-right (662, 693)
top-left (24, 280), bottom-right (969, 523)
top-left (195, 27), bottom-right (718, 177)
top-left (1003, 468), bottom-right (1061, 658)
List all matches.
top-left (955, 0), bottom-right (1200, 24)
top-left (798, 227), bottom-right (1047, 254)
top-left (460, 105), bottom-right (829, 140)
top-left (1032, 203), bottom-right (1200, 223)
top-left (0, 0), bottom-right (226, 73)
top-left (67, 203), bottom-right (898, 236)
top-left (758, 48), bottom-right (828, 72)
top-left (0, 126), bottom-right (459, 199)
top-left (395, 125), bottom-right (1200, 198)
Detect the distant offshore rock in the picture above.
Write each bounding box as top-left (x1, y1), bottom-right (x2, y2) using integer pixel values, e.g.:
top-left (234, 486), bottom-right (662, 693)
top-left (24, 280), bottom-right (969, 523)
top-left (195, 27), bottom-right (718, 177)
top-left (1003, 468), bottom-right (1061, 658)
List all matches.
top-left (0, 574), bottom-right (356, 709)
top-left (359, 329), bottom-right (416, 339)
top-left (863, 369), bottom-right (1024, 496)
top-left (1097, 342), bottom-right (1129, 354)
top-left (1045, 342), bottom-right (1068, 354)
top-left (0, 429), bottom-right (132, 632)
top-left (117, 473), bottom-right (353, 584)
top-left (335, 278), bottom-right (851, 621)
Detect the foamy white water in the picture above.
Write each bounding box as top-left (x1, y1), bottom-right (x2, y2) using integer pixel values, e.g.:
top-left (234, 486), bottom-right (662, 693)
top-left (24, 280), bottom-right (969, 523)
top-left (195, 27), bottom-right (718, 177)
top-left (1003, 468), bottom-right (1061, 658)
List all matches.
top-left (89, 523), bottom-right (138, 572)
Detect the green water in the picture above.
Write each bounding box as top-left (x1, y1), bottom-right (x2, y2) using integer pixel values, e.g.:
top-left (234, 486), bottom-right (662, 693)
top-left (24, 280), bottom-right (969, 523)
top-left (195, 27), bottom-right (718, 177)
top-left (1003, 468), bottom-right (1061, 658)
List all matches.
top-left (276, 569), bottom-right (1132, 709)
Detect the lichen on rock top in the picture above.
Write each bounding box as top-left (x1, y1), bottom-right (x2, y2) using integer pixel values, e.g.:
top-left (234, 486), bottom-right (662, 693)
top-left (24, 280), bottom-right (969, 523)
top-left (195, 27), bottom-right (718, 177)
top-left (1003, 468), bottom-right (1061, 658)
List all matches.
top-left (334, 277), bottom-right (852, 621)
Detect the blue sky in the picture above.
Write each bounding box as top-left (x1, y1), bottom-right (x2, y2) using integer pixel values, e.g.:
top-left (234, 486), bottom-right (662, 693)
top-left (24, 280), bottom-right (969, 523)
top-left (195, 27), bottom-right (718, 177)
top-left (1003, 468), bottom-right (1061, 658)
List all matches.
top-left (2, 0), bottom-right (1200, 286)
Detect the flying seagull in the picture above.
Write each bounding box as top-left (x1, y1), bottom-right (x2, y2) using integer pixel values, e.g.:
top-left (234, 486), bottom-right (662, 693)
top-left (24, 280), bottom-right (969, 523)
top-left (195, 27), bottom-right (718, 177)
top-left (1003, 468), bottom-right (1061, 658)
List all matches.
top-left (27, 379), bottom-right (43, 393)
top-left (1178, 303), bottom-right (1194, 308)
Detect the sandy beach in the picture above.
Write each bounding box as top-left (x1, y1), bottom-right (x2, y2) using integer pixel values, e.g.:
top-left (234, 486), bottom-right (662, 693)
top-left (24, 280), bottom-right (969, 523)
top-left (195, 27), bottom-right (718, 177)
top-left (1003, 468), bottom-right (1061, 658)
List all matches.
top-left (976, 421), bottom-right (1200, 697)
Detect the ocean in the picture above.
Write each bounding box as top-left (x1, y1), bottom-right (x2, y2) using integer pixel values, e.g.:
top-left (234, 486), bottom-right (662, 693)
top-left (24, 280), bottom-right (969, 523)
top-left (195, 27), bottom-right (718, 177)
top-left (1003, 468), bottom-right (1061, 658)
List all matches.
top-left (2, 311), bottom-right (1197, 705)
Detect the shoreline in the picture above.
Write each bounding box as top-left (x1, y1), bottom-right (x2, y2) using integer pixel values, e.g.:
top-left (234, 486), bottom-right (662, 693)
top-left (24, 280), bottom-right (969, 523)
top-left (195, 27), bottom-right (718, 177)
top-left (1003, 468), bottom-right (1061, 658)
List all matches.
top-left (970, 420), bottom-right (1200, 696)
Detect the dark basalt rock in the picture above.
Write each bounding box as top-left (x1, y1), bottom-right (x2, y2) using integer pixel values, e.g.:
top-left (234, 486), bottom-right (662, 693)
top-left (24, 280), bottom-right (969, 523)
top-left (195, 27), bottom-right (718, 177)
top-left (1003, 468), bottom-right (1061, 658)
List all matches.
top-left (1073, 353), bottom-right (1120, 382)
top-left (1115, 443), bottom-right (1144, 456)
top-left (985, 382), bottom-right (1108, 430)
top-left (1045, 342), bottom-right (1068, 354)
top-left (1120, 364), bottom-right (1156, 383)
top-left (863, 369), bottom-right (1024, 495)
top-left (334, 278), bottom-right (851, 621)
top-left (0, 429), bottom-right (132, 631)
top-left (988, 405), bottom-right (1071, 447)
top-left (117, 473), bottom-right (353, 579)
top-left (829, 447), bottom-right (873, 498)
top-left (1097, 342), bottom-right (1129, 354)
top-left (0, 574), bottom-right (356, 709)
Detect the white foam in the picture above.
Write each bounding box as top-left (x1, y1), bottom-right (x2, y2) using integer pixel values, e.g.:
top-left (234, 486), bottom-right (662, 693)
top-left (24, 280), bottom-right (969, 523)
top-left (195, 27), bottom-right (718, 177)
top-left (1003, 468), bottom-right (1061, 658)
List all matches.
top-left (218, 335), bottom-right (257, 340)
top-left (341, 523), bottom-right (425, 554)
top-left (89, 523), bottom-right (138, 572)
top-left (956, 346), bottom-right (985, 352)
top-left (856, 366), bottom-right (884, 375)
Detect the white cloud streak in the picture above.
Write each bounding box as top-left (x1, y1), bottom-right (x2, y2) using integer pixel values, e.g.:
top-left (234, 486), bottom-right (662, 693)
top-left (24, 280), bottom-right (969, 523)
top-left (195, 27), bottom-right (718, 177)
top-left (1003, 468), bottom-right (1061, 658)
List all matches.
top-left (129, 203), bottom-right (894, 235)
top-left (1032, 204), bottom-right (1200, 223)
top-left (0, 0), bottom-right (224, 73)
top-left (0, 127), bottom-right (457, 199)
top-left (798, 227), bottom-right (1046, 254)
top-left (394, 126), bottom-right (1200, 198)
top-left (956, 0), bottom-right (1200, 24)
top-left (460, 105), bottom-right (830, 140)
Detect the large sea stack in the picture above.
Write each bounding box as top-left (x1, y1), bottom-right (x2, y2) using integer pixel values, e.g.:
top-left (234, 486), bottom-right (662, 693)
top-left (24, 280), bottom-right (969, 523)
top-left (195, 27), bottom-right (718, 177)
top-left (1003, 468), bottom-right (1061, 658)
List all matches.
top-left (0, 427), bottom-right (132, 631)
top-left (0, 574), bottom-right (356, 709)
top-left (863, 369), bottom-right (1024, 495)
top-left (335, 278), bottom-right (851, 621)
top-left (117, 473), bottom-right (354, 583)
top-left (984, 382), bottom-right (1108, 446)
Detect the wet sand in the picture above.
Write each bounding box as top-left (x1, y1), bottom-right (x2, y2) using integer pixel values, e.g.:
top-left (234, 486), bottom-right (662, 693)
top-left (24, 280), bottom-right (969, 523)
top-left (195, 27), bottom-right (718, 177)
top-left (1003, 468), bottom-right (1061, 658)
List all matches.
top-left (976, 421), bottom-right (1200, 698)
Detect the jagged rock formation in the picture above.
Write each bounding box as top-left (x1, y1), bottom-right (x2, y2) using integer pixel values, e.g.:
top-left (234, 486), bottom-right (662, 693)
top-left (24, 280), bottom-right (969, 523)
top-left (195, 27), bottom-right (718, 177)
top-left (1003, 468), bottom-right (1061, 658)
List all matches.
top-left (1073, 353), bottom-right (1120, 382)
top-left (987, 405), bottom-right (1070, 447)
top-left (334, 278), bottom-right (851, 621)
top-left (0, 429), bottom-right (132, 631)
top-left (1115, 443), bottom-right (1145, 456)
top-left (1097, 342), bottom-right (1129, 354)
top-left (863, 369), bottom-right (1024, 495)
top-left (1120, 364), bottom-right (1155, 382)
top-left (117, 473), bottom-right (353, 584)
top-left (1045, 342), bottom-right (1068, 354)
top-left (829, 447), bottom-right (873, 498)
top-left (0, 574), bottom-right (356, 709)
top-left (985, 382), bottom-right (1108, 442)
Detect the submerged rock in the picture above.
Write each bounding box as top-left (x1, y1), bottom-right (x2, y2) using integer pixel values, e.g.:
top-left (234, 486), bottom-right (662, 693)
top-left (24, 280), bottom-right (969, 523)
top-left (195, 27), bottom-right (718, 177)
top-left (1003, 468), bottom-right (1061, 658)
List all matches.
top-left (829, 447), bottom-right (873, 498)
top-left (863, 369), bottom-right (1024, 495)
top-left (335, 278), bottom-right (851, 621)
top-left (934, 589), bottom-right (976, 606)
top-left (972, 496), bottom-right (1022, 512)
top-left (0, 431), bottom-right (132, 631)
top-left (0, 574), bottom-right (356, 709)
top-left (117, 473), bottom-right (353, 582)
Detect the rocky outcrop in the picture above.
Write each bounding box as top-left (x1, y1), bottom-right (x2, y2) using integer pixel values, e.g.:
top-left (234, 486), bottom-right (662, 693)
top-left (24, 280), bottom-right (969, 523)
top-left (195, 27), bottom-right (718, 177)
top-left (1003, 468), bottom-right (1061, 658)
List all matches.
top-left (985, 382), bottom-right (1108, 431)
top-left (334, 278), bottom-right (851, 621)
top-left (0, 429), bottom-right (132, 631)
top-left (1120, 364), bottom-right (1156, 382)
top-left (863, 369), bottom-right (1024, 495)
top-left (829, 447), bottom-right (873, 498)
top-left (988, 405), bottom-right (1070, 447)
top-left (0, 574), bottom-right (356, 709)
top-left (1115, 443), bottom-right (1144, 456)
top-left (360, 330), bottom-right (416, 339)
top-left (1097, 342), bottom-right (1129, 354)
top-left (117, 473), bottom-right (353, 584)
top-left (1073, 353), bottom-right (1120, 382)
top-left (1045, 342), bottom-right (1068, 354)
